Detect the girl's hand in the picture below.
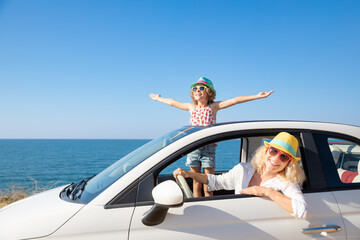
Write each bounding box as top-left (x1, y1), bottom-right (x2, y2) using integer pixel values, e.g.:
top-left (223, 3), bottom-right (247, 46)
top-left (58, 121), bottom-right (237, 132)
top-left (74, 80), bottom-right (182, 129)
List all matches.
top-left (150, 93), bottom-right (161, 101)
top-left (257, 90), bottom-right (274, 99)
top-left (173, 168), bottom-right (189, 179)
top-left (240, 186), bottom-right (268, 197)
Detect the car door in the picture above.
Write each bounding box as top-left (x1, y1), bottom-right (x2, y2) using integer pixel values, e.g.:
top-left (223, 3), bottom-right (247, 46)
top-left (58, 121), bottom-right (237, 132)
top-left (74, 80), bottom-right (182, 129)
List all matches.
top-left (128, 131), bottom-right (346, 239)
top-left (130, 193), bottom-right (346, 240)
top-left (314, 132), bottom-right (360, 240)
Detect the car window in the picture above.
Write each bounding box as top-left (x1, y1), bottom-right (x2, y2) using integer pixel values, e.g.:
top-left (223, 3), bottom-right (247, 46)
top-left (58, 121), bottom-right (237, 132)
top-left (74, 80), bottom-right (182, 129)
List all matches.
top-left (216, 139), bottom-right (241, 170)
top-left (328, 138), bottom-right (360, 183)
top-left (128, 131), bottom-right (309, 205)
top-left (80, 126), bottom-right (202, 203)
top-left (159, 139), bottom-right (241, 175)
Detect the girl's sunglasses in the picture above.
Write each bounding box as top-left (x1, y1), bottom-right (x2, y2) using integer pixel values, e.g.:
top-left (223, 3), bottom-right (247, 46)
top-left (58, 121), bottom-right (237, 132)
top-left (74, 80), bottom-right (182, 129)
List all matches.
top-left (192, 86), bottom-right (207, 92)
top-left (268, 146), bottom-right (292, 162)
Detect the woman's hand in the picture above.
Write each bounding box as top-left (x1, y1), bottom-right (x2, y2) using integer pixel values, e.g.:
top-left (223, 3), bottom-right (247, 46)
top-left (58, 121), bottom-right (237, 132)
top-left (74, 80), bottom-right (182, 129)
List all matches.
top-left (149, 93), bottom-right (161, 101)
top-left (173, 168), bottom-right (190, 179)
top-left (173, 168), bottom-right (209, 184)
top-left (257, 90), bottom-right (274, 99)
top-left (240, 186), bottom-right (269, 197)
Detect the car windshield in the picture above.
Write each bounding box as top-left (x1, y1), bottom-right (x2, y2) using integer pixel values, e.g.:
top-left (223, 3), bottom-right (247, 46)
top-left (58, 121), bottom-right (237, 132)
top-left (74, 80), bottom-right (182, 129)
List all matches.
top-left (78, 126), bottom-right (202, 203)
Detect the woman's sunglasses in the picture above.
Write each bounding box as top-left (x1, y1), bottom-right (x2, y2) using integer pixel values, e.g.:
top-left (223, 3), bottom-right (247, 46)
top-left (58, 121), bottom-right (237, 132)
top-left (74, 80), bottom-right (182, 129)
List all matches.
top-left (192, 86), bottom-right (207, 92)
top-left (268, 146), bottom-right (292, 162)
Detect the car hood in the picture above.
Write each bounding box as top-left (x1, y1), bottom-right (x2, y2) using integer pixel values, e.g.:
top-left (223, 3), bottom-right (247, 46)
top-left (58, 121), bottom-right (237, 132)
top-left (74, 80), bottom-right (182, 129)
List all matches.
top-left (0, 186), bottom-right (85, 240)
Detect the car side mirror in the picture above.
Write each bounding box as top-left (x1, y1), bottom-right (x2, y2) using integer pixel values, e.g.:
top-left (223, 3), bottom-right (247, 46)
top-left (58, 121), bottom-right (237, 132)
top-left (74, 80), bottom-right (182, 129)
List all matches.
top-left (142, 180), bottom-right (184, 226)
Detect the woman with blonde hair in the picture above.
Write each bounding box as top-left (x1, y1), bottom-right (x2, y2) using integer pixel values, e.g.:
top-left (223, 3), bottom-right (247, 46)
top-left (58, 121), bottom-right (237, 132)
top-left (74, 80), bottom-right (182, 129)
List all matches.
top-left (173, 132), bottom-right (308, 219)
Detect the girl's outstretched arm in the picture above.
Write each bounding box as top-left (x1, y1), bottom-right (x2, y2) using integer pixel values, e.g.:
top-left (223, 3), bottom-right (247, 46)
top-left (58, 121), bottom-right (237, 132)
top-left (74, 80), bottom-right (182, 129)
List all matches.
top-left (215, 90), bottom-right (274, 110)
top-left (150, 93), bottom-right (193, 111)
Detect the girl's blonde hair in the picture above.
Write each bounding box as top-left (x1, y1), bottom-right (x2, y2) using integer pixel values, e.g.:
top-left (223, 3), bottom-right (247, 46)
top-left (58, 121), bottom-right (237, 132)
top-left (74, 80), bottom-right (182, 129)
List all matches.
top-left (251, 146), bottom-right (306, 185)
top-left (189, 86), bottom-right (216, 105)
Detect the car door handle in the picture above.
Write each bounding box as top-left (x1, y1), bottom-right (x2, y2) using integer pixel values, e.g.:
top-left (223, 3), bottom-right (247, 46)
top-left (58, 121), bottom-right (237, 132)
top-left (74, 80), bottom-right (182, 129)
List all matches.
top-left (301, 225), bottom-right (341, 234)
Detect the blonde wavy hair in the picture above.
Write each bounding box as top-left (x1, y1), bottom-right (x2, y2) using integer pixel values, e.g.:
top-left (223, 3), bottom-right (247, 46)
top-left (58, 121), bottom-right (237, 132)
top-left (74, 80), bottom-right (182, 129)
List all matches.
top-left (189, 85), bottom-right (216, 105)
top-left (251, 146), bottom-right (306, 185)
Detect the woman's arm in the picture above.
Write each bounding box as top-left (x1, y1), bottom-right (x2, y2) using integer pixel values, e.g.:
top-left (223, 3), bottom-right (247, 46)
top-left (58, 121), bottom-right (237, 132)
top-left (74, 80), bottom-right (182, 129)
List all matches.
top-left (240, 185), bottom-right (308, 219)
top-left (173, 164), bottom-right (243, 192)
top-left (240, 186), bottom-right (293, 213)
top-left (173, 168), bottom-right (208, 184)
top-left (150, 94), bottom-right (193, 111)
top-left (213, 90), bottom-right (274, 110)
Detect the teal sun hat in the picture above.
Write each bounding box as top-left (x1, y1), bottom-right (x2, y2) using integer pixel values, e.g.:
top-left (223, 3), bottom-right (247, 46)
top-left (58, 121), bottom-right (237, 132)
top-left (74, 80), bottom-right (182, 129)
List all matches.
top-left (190, 77), bottom-right (216, 93)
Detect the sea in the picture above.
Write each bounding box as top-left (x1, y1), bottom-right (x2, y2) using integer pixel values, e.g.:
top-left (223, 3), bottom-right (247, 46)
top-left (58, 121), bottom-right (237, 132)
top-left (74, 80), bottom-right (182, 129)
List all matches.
top-left (0, 139), bottom-right (149, 191)
top-left (0, 139), bottom-right (239, 192)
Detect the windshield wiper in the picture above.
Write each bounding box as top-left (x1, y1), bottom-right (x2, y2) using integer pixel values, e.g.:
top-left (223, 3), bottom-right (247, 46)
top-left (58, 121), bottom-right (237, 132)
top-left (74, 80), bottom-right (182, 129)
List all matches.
top-left (66, 175), bottom-right (95, 200)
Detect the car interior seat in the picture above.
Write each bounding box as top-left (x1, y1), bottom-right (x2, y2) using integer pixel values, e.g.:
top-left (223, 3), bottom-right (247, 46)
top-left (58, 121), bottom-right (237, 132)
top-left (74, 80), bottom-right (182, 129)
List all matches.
top-left (337, 158), bottom-right (360, 183)
top-left (330, 145), bottom-right (342, 165)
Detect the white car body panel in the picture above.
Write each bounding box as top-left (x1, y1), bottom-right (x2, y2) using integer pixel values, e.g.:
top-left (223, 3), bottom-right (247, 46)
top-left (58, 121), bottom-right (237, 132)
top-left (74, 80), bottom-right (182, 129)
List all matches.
top-left (47, 204), bottom-right (133, 239)
top-left (0, 187), bottom-right (84, 240)
top-left (129, 192), bottom-right (346, 239)
top-left (332, 189), bottom-right (360, 240)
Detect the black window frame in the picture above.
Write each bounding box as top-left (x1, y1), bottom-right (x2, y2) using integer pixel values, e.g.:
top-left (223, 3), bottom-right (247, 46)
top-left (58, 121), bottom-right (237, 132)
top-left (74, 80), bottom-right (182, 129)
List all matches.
top-left (312, 131), bottom-right (360, 190)
top-left (105, 128), bottom-right (344, 209)
top-left (135, 129), bottom-right (310, 206)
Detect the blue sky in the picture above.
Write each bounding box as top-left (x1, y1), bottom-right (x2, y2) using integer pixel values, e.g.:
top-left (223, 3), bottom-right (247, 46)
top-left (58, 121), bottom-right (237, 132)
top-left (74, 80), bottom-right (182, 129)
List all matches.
top-left (1, 0), bottom-right (359, 139)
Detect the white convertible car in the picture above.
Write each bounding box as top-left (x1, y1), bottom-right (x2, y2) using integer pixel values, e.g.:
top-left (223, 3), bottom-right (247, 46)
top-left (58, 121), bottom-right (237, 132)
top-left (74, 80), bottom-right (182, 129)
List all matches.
top-left (1, 121), bottom-right (360, 239)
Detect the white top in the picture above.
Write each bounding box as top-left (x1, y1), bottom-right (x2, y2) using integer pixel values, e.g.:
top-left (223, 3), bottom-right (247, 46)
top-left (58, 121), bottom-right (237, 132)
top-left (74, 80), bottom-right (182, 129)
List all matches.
top-left (190, 106), bottom-right (216, 126)
top-left (207, 162), bottom-right (308, 219)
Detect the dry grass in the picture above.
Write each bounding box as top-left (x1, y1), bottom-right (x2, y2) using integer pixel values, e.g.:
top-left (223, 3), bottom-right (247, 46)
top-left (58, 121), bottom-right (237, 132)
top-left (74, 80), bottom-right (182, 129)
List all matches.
top-left (0, 178), bottom-right (59, 209)
top-left (0, 186), bottom-right (29, 209)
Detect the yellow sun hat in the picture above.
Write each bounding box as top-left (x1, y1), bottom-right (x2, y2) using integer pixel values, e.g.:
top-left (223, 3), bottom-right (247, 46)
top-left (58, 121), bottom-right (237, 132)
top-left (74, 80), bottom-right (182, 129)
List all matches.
top-left (264, 132), bottom-right (301, 161)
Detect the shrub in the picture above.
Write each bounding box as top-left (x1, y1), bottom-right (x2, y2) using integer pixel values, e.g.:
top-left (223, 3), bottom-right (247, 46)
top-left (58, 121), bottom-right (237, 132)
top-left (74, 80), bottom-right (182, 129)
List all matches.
top-left (0, 178), bottom-right (59, 209)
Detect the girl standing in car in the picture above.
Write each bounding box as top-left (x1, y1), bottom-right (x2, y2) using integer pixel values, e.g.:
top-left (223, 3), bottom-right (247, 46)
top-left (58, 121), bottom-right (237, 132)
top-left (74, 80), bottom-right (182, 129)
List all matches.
top-left (150, 77), bottom-right (273, 197)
